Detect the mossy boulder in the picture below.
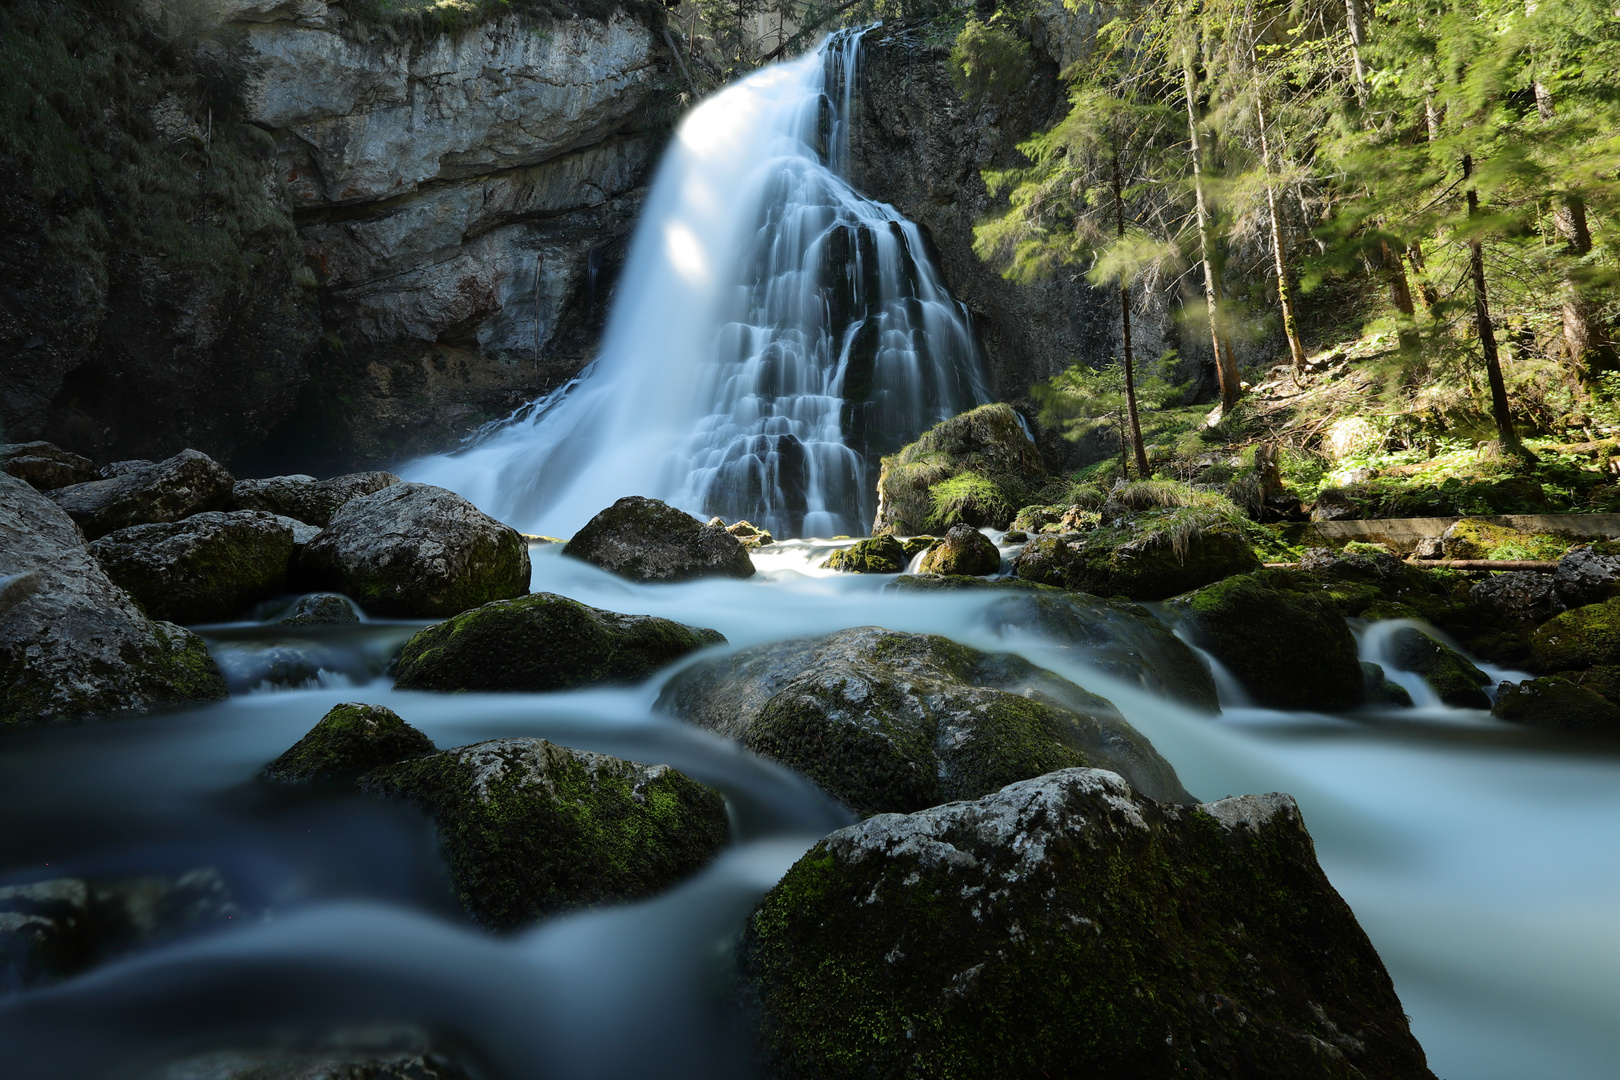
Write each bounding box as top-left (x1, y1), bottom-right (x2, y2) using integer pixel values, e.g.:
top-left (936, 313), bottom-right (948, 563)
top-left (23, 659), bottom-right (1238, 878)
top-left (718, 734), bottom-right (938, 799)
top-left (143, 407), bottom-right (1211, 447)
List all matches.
top-left (1492, 676), bottom-right (1620, 731)
top-left (1017, 519), bottom-right (1261, 602)
top-left (1, 473), bottom-right (226, 726)
top-left (233, 471), bottom-right (401, 527)
top-left (872, 404), bottom-right (1050, 533)
top-left (917, 523), bottom-right (1000, 576)
top-left (263, 703), bottom-right (436, 784)
top-left (1362, 662), bottom-right (1414, 708)
top-left (393, 593), bottom-right (724, 692)
top-left (1, 441), bottom-right (98, 491)
top-left (822, 535), bottom-right (906, 573)
top-left (300, 483), bottom-right (530, 618)
top-left (1531, 596), bottom-right (1620, 672)
top-left (740, 769), bottom-right (1434, 1080)
top-left (1169, 575), bottom-right (1364, 711)
top-left (563, 496), bottom-right (755, 583)
top-left (657, 626), bottom-right (1189, 816)
top-left (275, 593), bottom-right (360, 626)
top-left (45, 449), bottom-right (234, 539)
top-left (361, 738), bottom-right (730, 930)
top-left (89, 511), bottom-right (296, 624)
top-left (1385, 627), bottom-right (1491, 708)
top-left (1440, 518), bottom-right (1568, 561)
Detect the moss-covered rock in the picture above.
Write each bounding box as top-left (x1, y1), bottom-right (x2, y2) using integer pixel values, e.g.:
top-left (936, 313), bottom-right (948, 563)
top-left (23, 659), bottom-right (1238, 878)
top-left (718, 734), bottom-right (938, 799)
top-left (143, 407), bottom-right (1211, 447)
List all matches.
top-left (300, 482), bottom-right (530, 618)
top-left (89, 511), bottom-right (296, 624)
top-left (1531, 596), bottom-right (1620, 672)
top-left (44, 450), bottom-right (235, 540)
top-left (657, 627), bottom-right (1189, 815)
top-left (872, 404), bottom-right (1051, 533)
top-left (1492, 676), bottom-right (1620, 730)
top-left (1440, 518), bottom-right (1569, 561)
top-left (898, 535), bottom-right (938, 559)
top-left (1018, 519), bottom-right (1261, 602)
top-left (916, 524), bottom-right (999, 576)
top-left (739, 769), bottom-right (1434, 1080)
top-left (822, 535), bottom-right (906, 573)
top-left (1362, 662), bottom-right (1414, 708)
top-left (1386, 627), bottom-right (1491, 708)
top-left (275, 593), bottom-right (361, 626)
top-left (393, 593), bottom-right (724, 692)
top-left (1170, 575), bottom-right (1364, 711)
top-left (361, 738), bottom-right (730, 930)
top-left (264, 703), bottom-right (436, 784)
top-left (1, 473), bottom-right (227, 725)
top-left (563, 496), bottom-right (755, 583)
top-left (1009, 498), bottom-right (1103, 535)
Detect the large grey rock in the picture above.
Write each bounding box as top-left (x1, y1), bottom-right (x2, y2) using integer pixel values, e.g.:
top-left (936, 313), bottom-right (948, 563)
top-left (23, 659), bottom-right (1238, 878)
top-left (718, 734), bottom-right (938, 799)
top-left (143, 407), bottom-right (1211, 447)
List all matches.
top-left (740, 768), bottom-right (1434, 1080)
top-left (90, 511), bottom-right (297, 624)
top-left (1469, 570), bottom-right (1564, 623)
top-left (563, 496), bottom-right (755, 583)
top-left (0, 473), bottom-right (227, 726)
top-left (657, 626), bottom-right (1189, 816)
top-left (233, 471), bottom-right (399, 527)
top-left (1554, 544), bottom-right (1620, 607)
top-left (299, 483), bottom-right (530, 618)
top-left (0, 442), bottom-right (97, 490)
top-left (45, 450), bottom-right (234, 540)
top-left (394, 593), bottom-right (724, 692)
top-left (361, 738), bottom-right (730, 930)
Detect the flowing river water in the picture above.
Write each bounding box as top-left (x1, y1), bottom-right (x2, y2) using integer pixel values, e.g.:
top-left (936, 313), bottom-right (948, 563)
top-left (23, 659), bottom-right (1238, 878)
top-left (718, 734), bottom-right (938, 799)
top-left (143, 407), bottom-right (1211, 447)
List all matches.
top-left (4, 31), bottom-right (1620, 1080)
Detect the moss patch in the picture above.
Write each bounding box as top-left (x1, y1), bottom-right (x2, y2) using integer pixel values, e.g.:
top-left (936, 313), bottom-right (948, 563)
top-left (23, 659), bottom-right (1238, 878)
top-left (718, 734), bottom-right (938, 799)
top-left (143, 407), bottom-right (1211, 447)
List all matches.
top-left (264, 702), bottom-right (436, 783)
top-left (822, 535), bottom-right (907, 574)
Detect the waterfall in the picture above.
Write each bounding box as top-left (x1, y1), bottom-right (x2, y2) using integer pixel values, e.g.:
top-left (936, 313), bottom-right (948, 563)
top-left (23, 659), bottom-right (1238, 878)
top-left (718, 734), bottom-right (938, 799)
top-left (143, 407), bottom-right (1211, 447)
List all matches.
top-left (405, 29), bottom-right (989, 539)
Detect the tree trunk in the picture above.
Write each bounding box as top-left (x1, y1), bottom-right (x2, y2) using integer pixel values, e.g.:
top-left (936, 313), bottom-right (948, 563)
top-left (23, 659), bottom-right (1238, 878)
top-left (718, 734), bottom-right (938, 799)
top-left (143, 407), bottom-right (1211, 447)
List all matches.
top-left (1255, 89), bottom-right (1307, 377)
top-left (1114, 157), bottom-right (1150, 477)
top-left (1182, 40), bottom-right (1241, 411)
top-left (1463, 153), bottom-right (1523, 452)
top-left (1344, 0), bottom-right (1369, 102)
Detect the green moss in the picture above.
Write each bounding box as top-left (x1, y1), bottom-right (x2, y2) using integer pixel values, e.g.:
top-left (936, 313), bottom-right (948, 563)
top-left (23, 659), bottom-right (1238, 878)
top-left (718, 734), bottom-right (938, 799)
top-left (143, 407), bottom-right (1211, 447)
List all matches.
top-left (1493, 676), bottom-right (1620, 731)
top-left (362, 739), bottom-right (729, 930)
top-left (876, 405), bottom-right (1050, 533)
top-left (916, 526), bottom-right (1000, 576)
top-left (925, 472), bottom-right (1014, 530)
top-left (1531, 597), bottom-right (1620, 672)
top-left (1443, 519), bottom-right (1570, 561)
top-left (264, 702), bottom-right (435, 783)
top-left (394, 592), bottom-right (724, 692)
top-left (822, 535), bottom-right (907, 574)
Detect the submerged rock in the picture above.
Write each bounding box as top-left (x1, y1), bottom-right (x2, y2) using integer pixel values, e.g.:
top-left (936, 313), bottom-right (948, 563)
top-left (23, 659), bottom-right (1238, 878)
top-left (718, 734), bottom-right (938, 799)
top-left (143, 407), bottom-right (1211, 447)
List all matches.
top-left (917, 523), bottom-right (1000, 576)
top-left (274, 593), bottom-right (360, 626)
top-left (0, 441), bottom-right (98, 491)
top-left (872, 404), bottom-right (1048, 533)
top-left (1362, 662), bottom-right (1415, 708)
top-left (264, 703), bottom-right (436, 784)
top-left (45, 449), bottom-right (234, 540)
top-left (1387, 626), bottom-right (1492, 709)
top-left (822, 535), bottom-right (907, 573)
top-left (361, 738), bottom-right (729, 930)
top-left (89, 511), bottom-right (297, 624)
top-left (657, 626), bottom-right (1189, 815)
top-left (233, 471), bottom-right (401, 527)
top-left (300, 483), bottom-right (530, 618)
top-left (1014, 519), bottom-right (1260, 601)
top-left (152, 1032), bottom-right (474, 1080)
top-left (564, 496), bottom-right (755, 583)
top-left (393, 593), bottom-right (724, 692)
top-left (740, 768), bottom-right (1434, 1080)
top-left (1492, 676), bottom-right (1620, 731)
top-left (0, 473), bottom-right (226, 726)
top-left (1170, 575), bottom-right (1364, 711)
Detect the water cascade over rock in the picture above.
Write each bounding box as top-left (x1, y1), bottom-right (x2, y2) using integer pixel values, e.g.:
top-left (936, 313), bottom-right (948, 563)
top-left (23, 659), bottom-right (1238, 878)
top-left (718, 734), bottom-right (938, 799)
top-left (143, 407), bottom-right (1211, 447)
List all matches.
top-left (407, 30), bottom-right (990, 539)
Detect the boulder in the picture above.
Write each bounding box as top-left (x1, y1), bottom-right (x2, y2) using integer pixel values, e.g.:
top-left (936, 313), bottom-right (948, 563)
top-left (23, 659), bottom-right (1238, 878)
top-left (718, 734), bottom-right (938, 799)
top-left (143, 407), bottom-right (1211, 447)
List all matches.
top-left (917, 523), bottom-right (1000, 576)
top-left (300, 483), bottom-right (530, 618)
top-left (263, 703), bottom-right (437, 784)
top-left (872, 404), bottom-right (1051, 533)
top-left (1386, 627), bottom-right (1492, 708)
top-left (1531, 596), bottom-right (1620, 672)
top-left (361, 738), bottom-right (730, 930)
top-left (740, 768), bottom-right (1434, 1080)
top-left (393, 593), bottom-right (724, 692)
top-left (972, 590), bottom-right (1219, 713)
top-left (233, 471), bottom-right (401, 527)
top-left (822, 535), bottom-right (907, 573)
top-left (89, 511), bottom-right (297, 625)
top-left (563, 496), bottom-right (755, 583)
top-left (657, 626), bottom-right (1189, 816)
top-left (1015, 519), bottom-right (1260, 601)
top-left (1362, 662), bottom-right (1414, 708)
top-left (1492, 676), bottom-right (1620, 731)
top-left (709, 517), bottom-right (774, 550)
top-left (1553, 543), bottom-right (1620, 607)
top-left (1467, 571), bottom-right (1564, 624)
top-left (274, 593), bottom-right (360, 626)
top-left (0, 473), bottom-right (226, 726)
top-left (45, 450), bottom-right (234, 540)
top-left (1169, 576), bottom-right (1364, 711)
top-left (211, 642), bottom-right (372, 694)
top-left (0, 441), bottom-right (97, 490)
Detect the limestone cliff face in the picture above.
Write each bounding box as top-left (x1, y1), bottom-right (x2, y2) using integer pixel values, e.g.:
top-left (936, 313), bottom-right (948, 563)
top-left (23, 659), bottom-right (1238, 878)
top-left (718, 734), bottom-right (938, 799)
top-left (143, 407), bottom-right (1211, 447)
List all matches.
top-left (233, 1), bottom-right (670, 470)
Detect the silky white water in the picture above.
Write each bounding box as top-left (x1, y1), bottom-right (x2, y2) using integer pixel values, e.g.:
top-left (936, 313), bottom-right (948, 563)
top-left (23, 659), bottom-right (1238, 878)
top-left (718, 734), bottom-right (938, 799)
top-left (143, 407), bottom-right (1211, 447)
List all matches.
top-left (404, 30), bottom-right (988, 539)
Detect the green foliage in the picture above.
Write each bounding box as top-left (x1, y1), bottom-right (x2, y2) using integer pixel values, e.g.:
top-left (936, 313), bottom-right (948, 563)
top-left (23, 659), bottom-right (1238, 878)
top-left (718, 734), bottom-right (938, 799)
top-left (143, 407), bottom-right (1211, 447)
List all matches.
top-left (927, 472), bottom-right (1014, 530)
top-left (949, 16), bottom-right (1033, 102)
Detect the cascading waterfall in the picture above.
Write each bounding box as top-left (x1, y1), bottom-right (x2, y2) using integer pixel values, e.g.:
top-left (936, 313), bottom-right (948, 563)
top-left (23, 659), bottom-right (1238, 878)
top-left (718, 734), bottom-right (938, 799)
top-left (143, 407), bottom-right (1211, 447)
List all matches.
top-left (406, 29), bottom-right (989, 539)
